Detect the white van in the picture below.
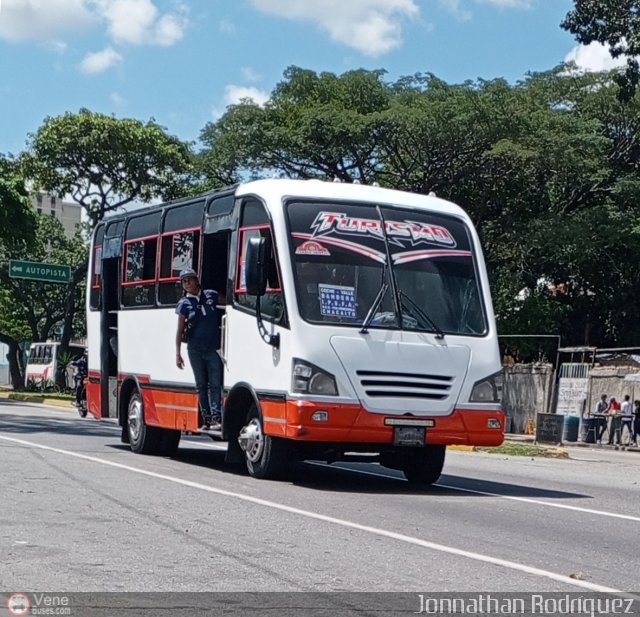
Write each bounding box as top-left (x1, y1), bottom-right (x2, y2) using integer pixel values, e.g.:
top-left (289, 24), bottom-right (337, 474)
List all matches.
top-left (25, 342), bottom-right (85, 388)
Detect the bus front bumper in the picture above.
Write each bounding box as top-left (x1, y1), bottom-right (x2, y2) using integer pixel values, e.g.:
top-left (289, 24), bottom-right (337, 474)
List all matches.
top-left (260, 399), bottom-right (505, 447)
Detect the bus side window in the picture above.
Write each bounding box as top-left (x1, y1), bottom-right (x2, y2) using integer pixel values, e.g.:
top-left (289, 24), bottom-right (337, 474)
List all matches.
top-left (235, 226), bottom-right (283, 321)
top-left (158, 230), bottom-right (200, 305)
top-left (122, 237), bottom-right (157, 307)
top-left (90, 245), bottom-right (102, 311)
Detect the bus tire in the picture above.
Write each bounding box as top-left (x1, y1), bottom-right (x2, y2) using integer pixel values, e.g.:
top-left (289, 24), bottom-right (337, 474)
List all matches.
top-left (240, 404), bottom-right (288, 479)
top-left (400, 445), bottom-right (446, 486)
top-left (127, 391), bottom-right (161, 455)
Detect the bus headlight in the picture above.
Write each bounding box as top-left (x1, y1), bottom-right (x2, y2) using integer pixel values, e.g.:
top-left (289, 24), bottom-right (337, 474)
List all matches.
top-left (470, 370), bottom-right (503, 403)
top-left (292, 359), bottom-right (338, 396)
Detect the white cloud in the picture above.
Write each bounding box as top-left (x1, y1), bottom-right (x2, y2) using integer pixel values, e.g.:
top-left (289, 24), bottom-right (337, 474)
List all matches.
top-left (437, 0), bottom-right (471, 20)
top-left (211, 84), bottom-right (270, 119)
top-left (564, 43), bottom-right (627, 73)
top-left (248, 0), bottom-right (419, 57)
top-left (224, 85), bottom-right (270, 107)
top-left (0, 0), bottom-right (96, 43)
top-left (439, 0), bottom-right (532, 19)
top-left (0, 0), bottom-right (187, 48)
top-left (154, 13), bottom-right (185, 46)
top-left (477, 0), bottom-right (533, 7)
top-left (79, 46), bottom-right (122, 73)
top-left (241, 67), bottom-right (261, 83)
top-left (96, 0), bottom-right (187, 46)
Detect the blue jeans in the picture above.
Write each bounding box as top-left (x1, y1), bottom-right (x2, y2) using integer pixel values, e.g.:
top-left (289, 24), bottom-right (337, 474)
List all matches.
top-left (188, 346), bottom-right (222, 419)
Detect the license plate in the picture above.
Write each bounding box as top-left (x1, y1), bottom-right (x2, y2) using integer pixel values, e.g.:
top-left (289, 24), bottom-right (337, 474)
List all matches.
top-left (393, 426), bottom-right (426, 447)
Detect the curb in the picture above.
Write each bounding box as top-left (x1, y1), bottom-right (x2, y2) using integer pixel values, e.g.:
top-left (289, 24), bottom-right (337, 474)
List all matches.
top-left (447, 445), bottom-right (477, 452)
top-left (0, 392), bottom-right (74, 408)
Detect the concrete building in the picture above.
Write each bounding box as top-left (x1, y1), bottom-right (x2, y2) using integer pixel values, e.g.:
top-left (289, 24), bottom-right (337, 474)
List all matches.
top-left (32, 192), bottom-right (83, 237)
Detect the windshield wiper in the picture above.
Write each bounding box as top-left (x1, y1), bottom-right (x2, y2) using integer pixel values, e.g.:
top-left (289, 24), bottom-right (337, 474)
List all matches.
top-left (398, 289), bottom-right (445, 339)
top-left (359, 281), bottom-right (389, 333)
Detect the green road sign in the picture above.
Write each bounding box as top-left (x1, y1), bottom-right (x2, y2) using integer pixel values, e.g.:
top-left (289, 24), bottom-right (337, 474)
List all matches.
top-left (9, 259), bottom-right (71, 284)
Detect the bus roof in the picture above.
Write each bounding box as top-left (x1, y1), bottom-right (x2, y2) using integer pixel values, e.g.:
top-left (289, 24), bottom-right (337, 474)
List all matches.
top-left (97, 178), bottom-right (471, 228)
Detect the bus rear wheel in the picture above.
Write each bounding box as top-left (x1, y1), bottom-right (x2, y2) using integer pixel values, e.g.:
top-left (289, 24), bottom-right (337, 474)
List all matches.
top-left (400, 445), bottom-right (446, 486)
top-left (127, 391), bottom-right (161, 455)
top-left (238, 404), bottom-right (287, 479)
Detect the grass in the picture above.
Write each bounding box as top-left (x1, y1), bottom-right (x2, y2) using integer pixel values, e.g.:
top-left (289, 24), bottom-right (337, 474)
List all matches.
top-left (0, 390), bottom-right (74, 403)
top-left (477, 442), bottom-right (568, 458)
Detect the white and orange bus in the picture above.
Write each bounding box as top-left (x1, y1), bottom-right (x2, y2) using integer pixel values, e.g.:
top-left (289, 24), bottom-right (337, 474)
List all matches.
top-left (86, 179), bottom-right (504, 483)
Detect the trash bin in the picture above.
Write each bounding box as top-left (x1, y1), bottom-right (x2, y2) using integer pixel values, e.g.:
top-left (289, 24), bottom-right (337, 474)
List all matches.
top-left (563, 415), bottom-right (579, 442)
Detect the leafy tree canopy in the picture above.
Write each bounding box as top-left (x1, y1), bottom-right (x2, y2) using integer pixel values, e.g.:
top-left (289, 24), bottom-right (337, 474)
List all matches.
top-left (0, 213), bottom-right (88, 387)
top-left (23, 108), bottom-right (195, 226)
top-left (562, 0), bottom-right (640, 99)
top-left (198, 65), bottom-right (640, 351)
top-left (0, 156), bottom-right (37, 253)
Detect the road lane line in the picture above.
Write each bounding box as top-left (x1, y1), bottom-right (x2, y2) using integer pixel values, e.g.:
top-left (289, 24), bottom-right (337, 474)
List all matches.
top-left (436, 483), bottom-right (640, 523)
top-left (4, 410), bottom-right (639, 523)
top-left (311, 462), bottom-right (640, 523)
top-left (0, 433), bottom-right (625, 595)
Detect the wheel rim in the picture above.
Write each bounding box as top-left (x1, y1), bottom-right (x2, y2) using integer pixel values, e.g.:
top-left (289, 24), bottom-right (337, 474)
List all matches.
top-left (128, 396), bottom-right (143, 442)
top-left (237, 417), bottom-right (264, 462)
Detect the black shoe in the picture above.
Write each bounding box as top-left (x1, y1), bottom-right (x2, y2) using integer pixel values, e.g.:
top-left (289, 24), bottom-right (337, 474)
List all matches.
top-left (200, 416), bottom-right (212, 431)
top-left (209, 414), bottom-right (222, 431)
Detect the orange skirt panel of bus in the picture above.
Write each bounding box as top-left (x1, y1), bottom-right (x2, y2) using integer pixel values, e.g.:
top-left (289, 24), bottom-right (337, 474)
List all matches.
top-left (142, 389), bottom-right (199, 432)
top-left (87, 372), bottom-right (101, 419)
top-left (261, 400), bottom-right (505, 447)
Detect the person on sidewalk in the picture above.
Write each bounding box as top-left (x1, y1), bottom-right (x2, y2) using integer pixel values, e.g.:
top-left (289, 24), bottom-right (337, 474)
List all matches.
top-left (633, 400), bottom-right (640, 447)
top-left (607, 396), bottom-right (622, 445)
top-left (620, 394), bottom-right (633, 445)
top-left (593, 394), bottom-right (609, 444)
top-left (175, 268), bottom-right (225, 431)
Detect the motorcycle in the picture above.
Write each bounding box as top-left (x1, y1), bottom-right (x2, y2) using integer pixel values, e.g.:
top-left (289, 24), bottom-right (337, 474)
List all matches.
top-left (72, 356), bottom-right (88, 418)
top-left (76, 377), bottom-right (88, 418)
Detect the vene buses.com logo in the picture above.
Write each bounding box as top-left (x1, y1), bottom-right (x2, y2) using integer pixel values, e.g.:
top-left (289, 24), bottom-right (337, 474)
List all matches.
top-left (7, 593), bottom-right (30, 616)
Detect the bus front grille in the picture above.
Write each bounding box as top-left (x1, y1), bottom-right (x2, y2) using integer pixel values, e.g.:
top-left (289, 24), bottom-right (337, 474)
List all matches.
top-left (356, 370), bottom-right (453, 400)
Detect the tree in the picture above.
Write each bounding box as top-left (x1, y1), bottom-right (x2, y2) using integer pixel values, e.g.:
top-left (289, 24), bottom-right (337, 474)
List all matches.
top-left (0, 157), bottom-right (37, 386)
top-left (198, 65), bottom-right (640, 352)
top-left (199, 67), bottom-right (390, 184)
top-left (0, 214), bottom-right (88, 388)
top-left (0, 156), bottom-right (37, 252)
top-left (23, 108), bottom-right (196, 226)
top-left (562, 1), bottom-right (640, 99)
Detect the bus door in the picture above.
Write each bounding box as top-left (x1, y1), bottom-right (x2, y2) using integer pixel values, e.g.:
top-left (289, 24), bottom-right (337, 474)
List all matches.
top-left (100, 222), bottom-right (123, 418)
top-left (203, 192), bottom-right (236, 366)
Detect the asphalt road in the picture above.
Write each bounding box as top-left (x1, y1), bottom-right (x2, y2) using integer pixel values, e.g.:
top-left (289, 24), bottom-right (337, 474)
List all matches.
top-left (1, 399), bottom-right (639, 595)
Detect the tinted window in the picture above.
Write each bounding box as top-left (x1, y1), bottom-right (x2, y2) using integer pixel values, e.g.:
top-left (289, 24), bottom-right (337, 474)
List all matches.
top-left (158, 230), bottom-right (201, 305)
top-left (122, 238), bottom-right (157, 307)
top-left (235, 200), bottom-right (283, 322)
top-left (286, 200), bottom-right (486, 335)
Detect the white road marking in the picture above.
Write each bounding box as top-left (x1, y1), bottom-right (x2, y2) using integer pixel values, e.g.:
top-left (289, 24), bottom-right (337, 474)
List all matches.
top-left (4, 407), bottom-right (639, 523)
top-left (317, 463), bottom-right (640, 523)
top-left (436, 483), bottom-right (640, 523)
top-left (0, 433), bottom-right (626, 595)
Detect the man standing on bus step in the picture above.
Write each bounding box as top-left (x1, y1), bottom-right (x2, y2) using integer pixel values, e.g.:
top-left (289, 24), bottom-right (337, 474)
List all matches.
top-left (175, 268), bottom-right (225, 431)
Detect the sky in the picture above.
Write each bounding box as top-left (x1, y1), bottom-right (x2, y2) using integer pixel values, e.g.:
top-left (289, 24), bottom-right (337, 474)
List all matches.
top-left (0, 0), bottom-right (627, 156)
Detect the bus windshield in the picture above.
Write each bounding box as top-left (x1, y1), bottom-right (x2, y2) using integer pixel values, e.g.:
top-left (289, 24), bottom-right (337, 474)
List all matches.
top-left (286, 200), bottom-right (487, 336)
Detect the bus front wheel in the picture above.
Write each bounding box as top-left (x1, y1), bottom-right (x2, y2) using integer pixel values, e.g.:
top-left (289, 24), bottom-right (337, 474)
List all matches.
top-left (238, 404), bottom-right (287, 479)
top-left (400, 445), bottom-right (446, 486)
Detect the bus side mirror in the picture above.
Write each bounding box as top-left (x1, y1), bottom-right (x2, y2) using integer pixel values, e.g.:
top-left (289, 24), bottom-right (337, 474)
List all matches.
top-left (245, 236), bottom-right (270, 297)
